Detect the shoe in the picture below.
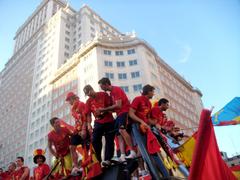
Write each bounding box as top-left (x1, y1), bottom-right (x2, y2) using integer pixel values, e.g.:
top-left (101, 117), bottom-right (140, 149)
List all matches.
top-left (101, 160), bottom-right (111, 167)
top-left (119, 154), bottom-right (126, 162)
top-left (71, 167), bottom-right (82, 175)
top-left (125, 150), bottom-right (136, 159)
top-left (111, 156), bottom-right (120, 162)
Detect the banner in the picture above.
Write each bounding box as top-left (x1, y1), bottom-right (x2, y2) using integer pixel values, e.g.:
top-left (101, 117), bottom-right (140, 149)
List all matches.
top-left (212, 97), bottom-right (240, 126)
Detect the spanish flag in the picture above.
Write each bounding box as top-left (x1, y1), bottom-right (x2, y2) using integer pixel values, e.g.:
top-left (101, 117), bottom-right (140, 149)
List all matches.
top-left (189, 109), bottom-right (236, 180)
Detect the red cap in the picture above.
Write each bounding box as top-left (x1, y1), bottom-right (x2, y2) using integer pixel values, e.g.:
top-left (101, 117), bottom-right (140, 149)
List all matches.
top-left (66, 92), bottom-right (76, 101)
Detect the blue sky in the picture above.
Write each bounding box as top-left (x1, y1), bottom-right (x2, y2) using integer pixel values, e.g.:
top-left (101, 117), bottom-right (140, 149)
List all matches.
top-left (0, 0), bottom-right (239, 157)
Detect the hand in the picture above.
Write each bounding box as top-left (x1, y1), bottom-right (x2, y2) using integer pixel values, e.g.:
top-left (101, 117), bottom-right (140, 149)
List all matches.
top-left (79, 129), bottom-right (87, 139)
top-left (141, 121), bottom-right (150, 129)
top-left (95, 109), bottom-right (102, 116)
top-left (156, 124), bottom-right (162, 130)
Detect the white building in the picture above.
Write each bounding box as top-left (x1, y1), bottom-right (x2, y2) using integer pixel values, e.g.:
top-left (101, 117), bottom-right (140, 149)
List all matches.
top-left (0, 0), bottom-right (203, 170)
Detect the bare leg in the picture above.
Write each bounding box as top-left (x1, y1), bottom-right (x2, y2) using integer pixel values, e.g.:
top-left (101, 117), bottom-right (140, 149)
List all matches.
top-left (119, 129), bottom-right (134, 149)
top-left (70, 145), bottom-right (78, 168)
top-left (118, 135), bottom-right (126, 154)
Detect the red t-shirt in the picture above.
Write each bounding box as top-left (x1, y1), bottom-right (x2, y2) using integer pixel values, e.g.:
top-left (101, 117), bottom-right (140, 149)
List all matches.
top-left (13, 166), bottom-right (30, 180)
top-left (150, 106), bottom-right (167, 126)
top-left (0, 171), bottom-right (13, 180)
top-left (85, 92), bottom-right (114, 124)
top-left (71, 100), bottom-right (86, 131)
top-left (33, 164), bottom-right (50, 180)
top-left (110, 86), bottom-right (130, 115)
top-left (48, 121), bottom-right (73, 156)
top-left (131, 95), bottom-right (152, 123)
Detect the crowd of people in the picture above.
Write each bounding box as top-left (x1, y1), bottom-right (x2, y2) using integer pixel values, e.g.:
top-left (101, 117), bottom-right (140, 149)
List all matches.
top-left (0, 77), bottom-right (186, 180)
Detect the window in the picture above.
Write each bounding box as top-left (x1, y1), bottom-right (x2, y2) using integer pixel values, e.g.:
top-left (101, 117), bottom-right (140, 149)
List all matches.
top-left (133, 84), bottom-right (142, 92)
top-left (104, 61), bottom-right (113, 67)
top-left (127, 49), bottom-right (135, 54)
top-left (90, 27), bottom-right (95, 31)
top-left (65, 30), bottom-right (70, 35)
top-left (65, 45), bottom-right (69, 50)
top-left (120, 86), bottom-right (129, 93)
top-left (129, 59), bottom-right (138, 66)
top-left (131, 71), bottom-right (140, 78)
top-left (118, 73), bottom-right (127, 79)
top-left (65, 24), bottom-right (70, 29)
top-left (104, 50), bottom-right (111, 55)
top-left (105, 73), bottom-right (114, 79)
top-left (116, 61), bottom-right (125, 67)
top-left (65, 37), bottom-right (70, 42)
top-left (64, 52), bottom-right (69, 58)
top-left (115, 51), bottom-right (123, 56)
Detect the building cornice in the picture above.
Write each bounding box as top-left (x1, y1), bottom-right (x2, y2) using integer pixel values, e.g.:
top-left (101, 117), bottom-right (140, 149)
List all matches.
top-left (50, 35), bottom-right (202, 96)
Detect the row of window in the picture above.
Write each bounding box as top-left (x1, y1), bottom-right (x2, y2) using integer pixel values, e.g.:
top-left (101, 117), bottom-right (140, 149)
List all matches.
top-left (105, 71), bottom-right (140, 80)
top-left (103, 49), bottom-right (136, 56)
top-left (119, 84), bottom-right (142, 93)
top-left (104, 59), bottom-right (138, 67)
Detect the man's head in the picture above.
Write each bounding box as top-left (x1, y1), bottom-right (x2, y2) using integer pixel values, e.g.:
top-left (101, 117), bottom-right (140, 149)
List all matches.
top-left (98, 77), bottom-right (111, 91)
top-left (65, 92), bottom-right (78, 105)
top-left (33, 149), bottom-right (46, 165)
top-left (142, 84), bottom-right (155, 99)
top-left (83, 85), bottom-right (95, 97)
top-left (8, 162), bottom-right (16, 172)
top-left (158, 98), bottom-right (169, 111)
top-left (16, 157), bottom-right (24, 167)
top-left (49, 117), bottom-right (61, 131)
top-left (0, 168), bottom-right (3, 173)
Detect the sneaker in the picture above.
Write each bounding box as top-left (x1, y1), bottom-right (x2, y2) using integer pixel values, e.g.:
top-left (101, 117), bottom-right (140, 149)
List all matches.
top-left (101, 160), bottom-right (111, 167)
top-left (71, 167), bottom-right (82, 175)
top-left (111, 156), bottom-right (120, 162)
top-left (125, 150), bottom-right (136, 159)
top-left (119, 154), bottom-right (126, 162)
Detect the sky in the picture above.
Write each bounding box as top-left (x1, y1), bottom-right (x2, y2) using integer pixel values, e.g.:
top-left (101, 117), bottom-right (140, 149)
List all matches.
top-left (0, 0), bottom-right (239, 157)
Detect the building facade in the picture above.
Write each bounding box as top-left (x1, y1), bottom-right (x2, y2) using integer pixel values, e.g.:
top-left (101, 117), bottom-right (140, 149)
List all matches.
top-left (0, 0), bottom-right (203, 170)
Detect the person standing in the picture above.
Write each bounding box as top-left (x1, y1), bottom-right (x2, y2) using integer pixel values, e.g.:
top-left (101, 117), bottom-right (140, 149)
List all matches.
top-left (150, 98), bottom-right (169, 130)
top-left (33, 149), bottom-right (50, 180)
top-left (48, 117), bottom-right (75, 178)
top-left (83, 85), bottom-right (115, 166)
top-left (13, 157), bottom-right (30, 180)
top-left (65, 92), bottom-right (89, 172)
top-left (98, 77), bottom-right (136, 161)
top-left (129, 84), bottom-right (155, 127)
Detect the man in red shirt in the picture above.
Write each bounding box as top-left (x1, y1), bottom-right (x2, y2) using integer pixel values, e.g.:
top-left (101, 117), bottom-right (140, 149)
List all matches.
top-left (150, 98), bottom-right (169, 129)
top-left (48, 117), bottom-right (75, 178)
top-left (129, 84), bottom-right (155, 127)
top-left (33, 149), bottom-right (50, 180)
top-left (83, 85), bottom-right (115, 166)
top-left (0, 162), bottom-right (16, 180)
top-left (98, 77), bottom-right (136, 161)
top-left (13, 157), bottom-right (30, 180)
top-left (65, 92), bottom-right (89, 171)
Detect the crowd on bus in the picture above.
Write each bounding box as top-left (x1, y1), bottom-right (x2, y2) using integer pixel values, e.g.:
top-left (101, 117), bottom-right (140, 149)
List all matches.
top-left (0, 77), bottom-right (187, 180)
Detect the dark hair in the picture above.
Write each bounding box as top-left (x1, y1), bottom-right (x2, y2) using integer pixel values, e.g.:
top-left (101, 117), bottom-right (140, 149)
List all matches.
top-left (98, 77), bottom-right (111, 85)
top-left (142, 84), bottom-right (155, 95)
top-left (83, 84), bottom-right (94, 95)
top-left (49, 117), bottom-right (58, 126)
top-left (17, 157), bottom-right (24, 162)
top-left (158, 98), bottom-right (169, 106)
